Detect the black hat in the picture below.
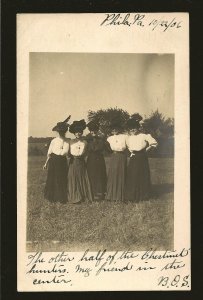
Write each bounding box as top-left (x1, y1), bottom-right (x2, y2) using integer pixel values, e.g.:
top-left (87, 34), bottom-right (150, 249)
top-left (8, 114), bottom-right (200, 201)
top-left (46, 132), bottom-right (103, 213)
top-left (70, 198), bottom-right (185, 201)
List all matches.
top-left (69, 119), bottom-right (86, 134)
top-left (87, 121), bottom-right (99, 132)
top-left (130, 113), bottom-right (143, 122)
top-left (52, 115), bottom-right (71, 132)
top-left (126, 118), bottom-right (140, 129)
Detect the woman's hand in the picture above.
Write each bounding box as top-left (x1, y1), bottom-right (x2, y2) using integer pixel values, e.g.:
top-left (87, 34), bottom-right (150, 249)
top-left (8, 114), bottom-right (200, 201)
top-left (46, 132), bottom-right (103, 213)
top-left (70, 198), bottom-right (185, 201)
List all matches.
top-left (130, 151), bottom-right (136, 157)
top-left (43, 163), bottom-right (47, 170)
top-left (43, 155), bottom-right (50, 169)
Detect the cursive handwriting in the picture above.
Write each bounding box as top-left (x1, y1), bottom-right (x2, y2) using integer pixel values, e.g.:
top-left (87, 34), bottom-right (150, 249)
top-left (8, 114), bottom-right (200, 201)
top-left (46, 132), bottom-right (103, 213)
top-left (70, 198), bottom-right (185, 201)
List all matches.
top-left (101, 13), bottom-right (145, 27)
top-left (79, 249), bottom-right (107, 267)
top-left (27, 252), bottom-right (45, 266)
top-left (26, 248), bottom-right (190, 288)
top-left (141, 248), bottom-right (190, 261)
top-left (118, 250), bottom-right (139, 260)
top-left (48, 252), bottom-right (74, 263)
top-left (161, 259), bottom-right (185, 271)
top-left (33, 275), bottom-right (72, 285)
top-left (27, 263), bottom-right (68, 274)
top-left (136, 262), bottom-right (156, 271)
top-left (27, 251), bottom-right (74, 266)
top-left (100, 13), bottom-right (182, 32)
top-left (96, 261), bottom-right (133, 276)
top-left (75, 264), bottom-right (92, 277)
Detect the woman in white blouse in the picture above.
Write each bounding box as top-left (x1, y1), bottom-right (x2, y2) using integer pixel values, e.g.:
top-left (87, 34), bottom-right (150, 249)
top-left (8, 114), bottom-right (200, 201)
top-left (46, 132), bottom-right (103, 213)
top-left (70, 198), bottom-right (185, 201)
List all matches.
top-left (43, 116), bottom-right (71, 203)
top-left (106, 121), bottom-right (128, 202)
top-left (125, 118), bottom-right (158, 202)
top-left (67, 120), bottom-right (93, 204)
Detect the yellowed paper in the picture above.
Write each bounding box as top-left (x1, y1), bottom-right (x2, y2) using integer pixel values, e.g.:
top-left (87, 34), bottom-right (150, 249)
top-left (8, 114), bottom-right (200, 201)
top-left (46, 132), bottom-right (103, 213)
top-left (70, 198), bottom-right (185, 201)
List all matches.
top-left (17, 13), bottom-right (190, 291)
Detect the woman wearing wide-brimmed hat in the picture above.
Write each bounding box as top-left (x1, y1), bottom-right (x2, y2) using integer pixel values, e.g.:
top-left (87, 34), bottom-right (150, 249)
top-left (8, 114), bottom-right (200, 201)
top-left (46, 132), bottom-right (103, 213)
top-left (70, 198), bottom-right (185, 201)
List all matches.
top-left (43, 116), bottom-right (71, 203)
top-left (86, 121), bottom-right (107, 200)
top-left (125, 116), bottom-right (158, 202)
top-left (105, 119), bottom-right (128, 202)
top-left (68, 120), bottom-right (93, 204)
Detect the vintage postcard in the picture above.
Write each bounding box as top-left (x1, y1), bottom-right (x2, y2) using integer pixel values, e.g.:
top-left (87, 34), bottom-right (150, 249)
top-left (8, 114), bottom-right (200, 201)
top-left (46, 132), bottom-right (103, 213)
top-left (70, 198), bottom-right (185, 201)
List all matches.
top-left (17, 13), bottom-right (190, 291)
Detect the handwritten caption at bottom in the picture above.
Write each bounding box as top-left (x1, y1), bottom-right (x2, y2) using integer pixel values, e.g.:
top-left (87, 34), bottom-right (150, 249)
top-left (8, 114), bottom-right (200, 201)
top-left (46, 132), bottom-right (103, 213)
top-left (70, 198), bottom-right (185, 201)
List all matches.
top-left (26, 248), bottom-right (190, 289)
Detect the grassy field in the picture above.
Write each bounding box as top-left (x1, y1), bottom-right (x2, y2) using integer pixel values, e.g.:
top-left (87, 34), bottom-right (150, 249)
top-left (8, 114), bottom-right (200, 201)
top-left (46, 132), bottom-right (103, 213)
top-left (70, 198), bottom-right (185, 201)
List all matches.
top-left (27, 156), bottom-right (174, 252)
top-left (28, 142), bottom-right (49, 156)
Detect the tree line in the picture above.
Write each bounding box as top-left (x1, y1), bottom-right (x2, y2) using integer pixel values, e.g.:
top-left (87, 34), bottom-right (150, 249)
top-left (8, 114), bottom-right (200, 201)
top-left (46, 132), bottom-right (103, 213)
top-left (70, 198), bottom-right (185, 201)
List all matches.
top-left (28, 108), bottom-right (174, 157)
top-left (87, 108), bottom-right (174, 157)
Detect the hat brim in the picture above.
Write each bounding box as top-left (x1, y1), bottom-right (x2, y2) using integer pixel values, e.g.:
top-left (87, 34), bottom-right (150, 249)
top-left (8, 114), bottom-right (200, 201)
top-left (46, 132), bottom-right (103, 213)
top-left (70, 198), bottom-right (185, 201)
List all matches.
top-left (52, 125), bottom-right (69, 132)
top-left (69, 126), bottom-right (85, 134)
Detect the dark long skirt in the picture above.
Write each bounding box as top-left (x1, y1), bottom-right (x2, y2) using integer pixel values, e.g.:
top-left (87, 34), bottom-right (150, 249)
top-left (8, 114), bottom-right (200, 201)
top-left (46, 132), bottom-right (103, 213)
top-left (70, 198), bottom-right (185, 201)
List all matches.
top-left (125, 151), bottom-right (151, 202)
top-left (68, 157), bottom-right (93, 203)
top-left (87, 153), bottom-right (107, 200)
top-left (44, 153), bottom-right (68, 203)
top-left (106, 152), bottom-right (127, 202)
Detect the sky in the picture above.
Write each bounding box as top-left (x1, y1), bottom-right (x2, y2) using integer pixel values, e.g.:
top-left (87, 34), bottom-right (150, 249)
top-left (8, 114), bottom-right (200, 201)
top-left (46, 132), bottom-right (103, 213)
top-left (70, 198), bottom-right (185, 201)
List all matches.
top-left (29, 53), bottom-right (174, 137)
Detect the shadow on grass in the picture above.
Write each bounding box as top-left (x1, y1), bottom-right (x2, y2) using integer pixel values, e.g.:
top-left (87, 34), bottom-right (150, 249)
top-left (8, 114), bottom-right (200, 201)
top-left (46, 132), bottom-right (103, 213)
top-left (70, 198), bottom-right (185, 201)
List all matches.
top-left (151, 183), bottom-right (174, 198)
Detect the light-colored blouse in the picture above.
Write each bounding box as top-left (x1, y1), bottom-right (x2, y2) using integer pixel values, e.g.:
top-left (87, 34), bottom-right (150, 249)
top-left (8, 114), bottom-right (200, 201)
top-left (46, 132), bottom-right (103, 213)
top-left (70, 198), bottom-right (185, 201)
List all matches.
top-left (107, 134), bottom-right (127, 151)
top-left (127, 133), bottom-right (157, 152)
top-left (70, 139), bottom-right (87, 156)
top-left (48, 137), bottom-right (70, 156)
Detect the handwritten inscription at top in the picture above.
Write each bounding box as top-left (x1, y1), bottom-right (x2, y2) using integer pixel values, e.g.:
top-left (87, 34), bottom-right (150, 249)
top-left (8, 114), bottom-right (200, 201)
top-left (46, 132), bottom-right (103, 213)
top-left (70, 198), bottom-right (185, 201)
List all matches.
top-left (101, 13), bottom-right (145, 27)
top-left (100, 13), bottom-right (182, 32)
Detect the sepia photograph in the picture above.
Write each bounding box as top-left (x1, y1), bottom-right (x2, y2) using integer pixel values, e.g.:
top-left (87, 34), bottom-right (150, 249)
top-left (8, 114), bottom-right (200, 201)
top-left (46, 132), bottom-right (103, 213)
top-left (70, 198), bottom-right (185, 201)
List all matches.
top-left (17, 12), bottom-right (189, 291)
top-left (27, 52), bottom-right (174, 252)
top-left (1, 0), bottom-right (194, 294)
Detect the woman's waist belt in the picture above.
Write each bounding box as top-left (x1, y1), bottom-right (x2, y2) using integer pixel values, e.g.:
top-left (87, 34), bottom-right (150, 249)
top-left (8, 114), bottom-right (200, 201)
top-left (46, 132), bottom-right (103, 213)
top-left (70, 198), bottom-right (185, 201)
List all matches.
top-left (113, 150), bottom-right (125, 154)
top-left (130, 149), bottom-right (146, 157)
top-left (71, 155), bottom-right (84, 159)
top-left (131, 149), bottom-right (145, 153)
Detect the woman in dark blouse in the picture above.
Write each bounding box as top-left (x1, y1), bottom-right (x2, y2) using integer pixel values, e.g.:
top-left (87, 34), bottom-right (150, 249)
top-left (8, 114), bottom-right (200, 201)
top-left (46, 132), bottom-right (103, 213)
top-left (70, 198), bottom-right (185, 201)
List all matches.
top-left (86, 121), bottom-right (107, 200)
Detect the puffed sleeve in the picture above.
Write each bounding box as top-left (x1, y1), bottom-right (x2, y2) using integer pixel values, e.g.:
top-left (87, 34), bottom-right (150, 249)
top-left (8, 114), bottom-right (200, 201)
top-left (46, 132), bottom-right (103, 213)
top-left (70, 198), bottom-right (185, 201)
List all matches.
top-left (47, 139), bottom-right (54, 156)
top-left (145, 134), bottom-right (158, 147)
top-left (107, 136), bottom-right (115, 151)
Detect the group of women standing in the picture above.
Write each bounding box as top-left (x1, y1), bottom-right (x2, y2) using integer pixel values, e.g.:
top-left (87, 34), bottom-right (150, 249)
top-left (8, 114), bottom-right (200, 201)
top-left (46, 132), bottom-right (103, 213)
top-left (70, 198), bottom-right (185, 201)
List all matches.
top-left (43, 115), bottom-right (157, 204)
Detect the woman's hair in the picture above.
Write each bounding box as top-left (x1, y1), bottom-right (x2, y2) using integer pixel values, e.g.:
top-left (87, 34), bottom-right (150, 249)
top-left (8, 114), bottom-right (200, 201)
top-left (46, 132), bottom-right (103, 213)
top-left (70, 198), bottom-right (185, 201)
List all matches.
top-left (127, 118), bottom-right (140, 130)
top-left (74, 130), bottom-right (83, 135)
top-left (58, 130), bottom-right (66, 136)
top-left (130, 124), bottom-right (140, 130)
top-left (111, 127), bottom-right (121, 133)
top-left (90, 129), bottom-right (98, 133)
